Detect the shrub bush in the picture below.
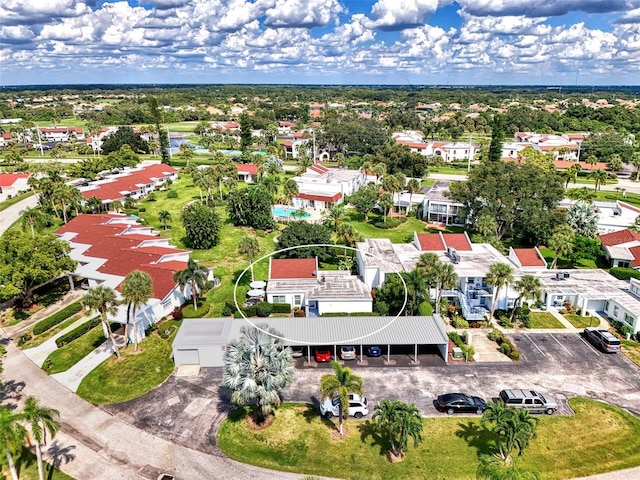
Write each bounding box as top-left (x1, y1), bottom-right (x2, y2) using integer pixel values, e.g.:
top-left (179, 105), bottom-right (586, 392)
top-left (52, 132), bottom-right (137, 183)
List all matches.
top-left (166, 190), bottom-right (178, 198)
top-left (172, 307), bottom-right (183, 320)
top-left (33, 302), bottom-right (83, 335)
top-left (293, 307), bottom-right (305, 317)
top-left (56, 317), bottom-right (101, 348)
top-left (182, 301), bottom-right (210, 318)
top-left (243, 305), bottom-right (257, 317)
top-left (221, 305), bottom-right (232, 317)
top-left (256, 302), bottom-right (273, 317)
top-left (498, 316), bottom-right (512, 328)
top-left (448, 331), bottom-right (464, 348)
top-left (487, 328), bottom-right (520, 360)
top-left (451, 316), bottom-right (469, 329)
top-left (373, 217), bottom-right (407, 229)
top-left (320, 312), bottom-right (380, 317)
top-left (271, 303), bottom-right (291, 314)
top-left (610, 267), bottom-right (640, 281)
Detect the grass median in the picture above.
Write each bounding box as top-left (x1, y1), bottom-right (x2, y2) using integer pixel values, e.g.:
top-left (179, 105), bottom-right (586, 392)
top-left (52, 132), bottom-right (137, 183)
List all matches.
top-left (218, 398), bottom-right (640, 480)
top-left (43, 323), bottom-right (106, 374)
top-left (76, 327), bottom-right (177, 404)
top-left (527, 312), bottom-right (565, 329)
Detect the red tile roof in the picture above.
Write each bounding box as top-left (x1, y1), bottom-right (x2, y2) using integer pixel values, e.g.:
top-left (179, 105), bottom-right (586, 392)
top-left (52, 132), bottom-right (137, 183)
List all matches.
top-left (416, 233), bottom-right (446, 251)
top-left (79, 164), bottom-right (177, 201)
top-left (270, 258), bottom-right (317, 279)
top-left (628, 246), bottom-right (640, 268)
top-left (296, 192), bottom-right (342, 203)
top-left (0, 173), bottom-right (29, 186)
top-left (236, 164), bottom-right (259, 175)
top-left (513, 248), bottom-right (546, 267)
top-left (442, 233), bottom-right (472, 251)
top-left (396, 140), bottom-right (428, 149)
top-left (600, 228), bottom-right (640, 247)
top-left (309, 164), bottom-right (329, 174)
top-left (56, 214), bottom-right (189, 299)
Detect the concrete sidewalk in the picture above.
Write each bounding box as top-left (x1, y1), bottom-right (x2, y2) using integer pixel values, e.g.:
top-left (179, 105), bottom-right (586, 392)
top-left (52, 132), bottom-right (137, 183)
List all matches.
top-left (50, 342), bottom-right (115, 392)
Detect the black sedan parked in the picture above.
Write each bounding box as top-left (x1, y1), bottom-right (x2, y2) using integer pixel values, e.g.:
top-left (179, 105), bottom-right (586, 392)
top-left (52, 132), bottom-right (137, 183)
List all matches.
top-left (436, 393), bottom-right (487, 415)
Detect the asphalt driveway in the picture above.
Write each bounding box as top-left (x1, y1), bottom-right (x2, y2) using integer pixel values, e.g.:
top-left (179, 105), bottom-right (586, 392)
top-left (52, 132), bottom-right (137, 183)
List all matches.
top-left (104, 332), bottom-right (640, 455)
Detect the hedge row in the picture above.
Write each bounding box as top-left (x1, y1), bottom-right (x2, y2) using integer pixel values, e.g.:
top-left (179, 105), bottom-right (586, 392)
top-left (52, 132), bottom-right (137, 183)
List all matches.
top-left (271, 303), bottom-right (291, 314)
top-left (609, 267), bottom-right (640, 281)
top-left (487, 328), bottom-right (520, 361)
top-left (33, 302), bottom-right (83, 335)
top-left (448, 331), bottom-right (465, 349)
top-left (55, 317), bottom-right (101, 348)
top-left (182, 301), bottom-right (210, 318)
top-left (320, 312), bottom-right (380, 317)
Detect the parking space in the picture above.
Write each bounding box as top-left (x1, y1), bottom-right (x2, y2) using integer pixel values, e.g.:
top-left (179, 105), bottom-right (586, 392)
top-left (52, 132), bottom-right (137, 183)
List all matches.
top-left (292, 344), bottom-right (445, 368)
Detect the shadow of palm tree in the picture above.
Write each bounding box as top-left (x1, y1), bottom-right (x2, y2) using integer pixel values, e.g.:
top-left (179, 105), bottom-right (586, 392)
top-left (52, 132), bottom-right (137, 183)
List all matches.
top-left (455, 420), bottom-right (496, 458)
top-left (358, 420), bottom-right (390, 456)
top-left (0, 379), bottom-right (26, 406)
top-left (46, 441), bottom-right (76, 480)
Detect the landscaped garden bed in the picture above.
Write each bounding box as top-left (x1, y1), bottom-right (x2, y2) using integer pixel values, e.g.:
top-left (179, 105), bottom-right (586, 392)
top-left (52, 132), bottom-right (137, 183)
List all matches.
top-left (43, 322), bottom-right (107, 374)
top-left (218, 398), bottom-right (640, 480)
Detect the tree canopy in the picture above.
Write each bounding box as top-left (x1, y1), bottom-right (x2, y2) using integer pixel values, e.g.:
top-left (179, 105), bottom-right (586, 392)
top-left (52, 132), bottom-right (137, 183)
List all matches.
top-left (277, 221), bottom-right (332, 261)
top-left (0, 231), bottom-right (76, 302)
top-left (448, 160), bottom-right (564, 245)
top-left (180, 202), bottom-right (221, 249)
top-left (100, 126), bottom-right (149, 155)
top-left (226, 185), bottom-right (275, 231)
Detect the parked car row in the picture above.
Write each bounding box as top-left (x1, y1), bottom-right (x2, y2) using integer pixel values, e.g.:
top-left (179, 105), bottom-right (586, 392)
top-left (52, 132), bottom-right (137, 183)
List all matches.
top-left (435, 388), bottom-right (557, 415)
top-left (311, 346), bottom-right (383, 362)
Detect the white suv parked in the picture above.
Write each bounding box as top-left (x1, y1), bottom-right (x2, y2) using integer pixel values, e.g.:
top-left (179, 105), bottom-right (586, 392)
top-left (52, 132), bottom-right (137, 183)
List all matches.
top-left (320, 393), bottom-right (369, 419)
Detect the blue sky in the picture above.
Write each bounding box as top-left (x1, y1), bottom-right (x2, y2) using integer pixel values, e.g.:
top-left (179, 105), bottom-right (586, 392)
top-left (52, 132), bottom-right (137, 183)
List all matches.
top-left (1, 1), bottom-right (639, 86)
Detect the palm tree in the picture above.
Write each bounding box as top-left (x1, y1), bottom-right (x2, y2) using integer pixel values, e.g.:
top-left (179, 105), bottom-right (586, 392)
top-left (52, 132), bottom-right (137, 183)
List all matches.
top-left (21, 207), bottom-right (47, 237)
top-left (510, 275), bottom-right (543, 321)
top-left (335, 222), bottom-right (362, 258)
top-left (588, 169), bottom-right (608, 190)
top-left (433, 262), bottom-right (458, 314)
top-left (406, 178), bottom-right (421, 214)
top-left (21, 396), bottom-right (61, 480)
top-left (585, 154), bottom-right (598, 170)
top-left (379, 192), bottom-right (393, 224)
top-left (372, 400), bottom-right (423, 459)
top-left (322, 203), bottom-right (346, 230)
top-left (0, 406), bottom-right (25, 480)
top-left (120, 270), bottom-right (153, 351)
top-left (283, 179), bottom-right (298, 205)
top-left (238, 235), bottom-right (261, 282)
top-left (382, 174), bottom-right (402, 215)
top-left (482, 402), bottom-right (539, 463)
top-left (485, 263), bottom-right (514, 321)
top-left (178, 143), bottom-right (194, 166)
top-left (477, 454), bottom-right (541, 480)
top-left (319, 361), bottom-right (364, 436)
top-left (403, 269), bottom-right (426, 316)
top-left (371, 162), bottom-right (386, 183)
top-left (222, 324), bottom-right (295, 424)
top-left (173, 258), bottom-right (209, 309)
top-left (83, 285), bottom-right (121, 359)
top-left (548, 225), bottom-right (575, 269)
top-left (158, 210), bottom-right (172, 230)
top-left (566, 186), bottom-right (596, 204)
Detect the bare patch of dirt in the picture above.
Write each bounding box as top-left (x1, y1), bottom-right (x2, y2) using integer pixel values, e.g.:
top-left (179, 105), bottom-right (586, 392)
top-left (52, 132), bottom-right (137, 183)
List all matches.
top-left (328, 424), bottom-right (349, 441)
top-left (387, 450), bottom-right (405, 463)
top-left (246, 413), bottom-right (275, 430)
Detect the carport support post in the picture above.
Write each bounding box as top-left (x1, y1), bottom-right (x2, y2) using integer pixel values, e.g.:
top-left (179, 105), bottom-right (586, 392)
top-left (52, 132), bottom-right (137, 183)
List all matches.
top-left (334, 344), bottom-right (337, 360)
top-left (414, 343), bottom-right (417, 363)
top-left (359, 344), bottom-right (362, 362)
top-left (307, 345), bottom-right (311, 364)
top-left (387, 344), bottom-right (390, 363)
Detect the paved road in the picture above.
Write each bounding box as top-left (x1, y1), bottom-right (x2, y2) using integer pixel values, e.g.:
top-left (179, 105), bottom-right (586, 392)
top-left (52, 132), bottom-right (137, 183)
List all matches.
top-left (0, 194), bottom-right (38, 234)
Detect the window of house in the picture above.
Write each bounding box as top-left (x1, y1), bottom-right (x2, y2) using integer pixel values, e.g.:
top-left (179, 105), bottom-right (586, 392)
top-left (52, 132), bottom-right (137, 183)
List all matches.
top-left (294, 295), bottom-right (302, 306)
top-left (604, 300), bottom-right (609, 311)
top-left (624, 313), bottom-right (633, 325)
top-left (272, 295), bottom-right (286, 304)
top-left (613, 305), bottom-right (619, 317)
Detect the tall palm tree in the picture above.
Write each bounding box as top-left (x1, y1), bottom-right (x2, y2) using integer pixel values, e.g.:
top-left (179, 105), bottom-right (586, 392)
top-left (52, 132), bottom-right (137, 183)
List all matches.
top-left (372, 399), bottom-right (423, 459)
top-left (83, 285), bottom-right (121, 359)
top-left (0, 406), bottom-right (25, 480)
top-left (371, 162), bottom-right (386, 183)
top-left (433, 262), bottom-right (458, 314)
top-left (21, 396), bottom-right (61, 480)
top-left (485, 263), bottom-right (514, 321)
top-left (406, 178), bottom-right (421, 214)
top-left (319, 361), bottom-right (364, 436)
top-left (322, 203), bottom-right (346, 230)
top-left (173, 258), bottom-right (209, 309)
top-left (21, 207), bottom-right (46, 237)
top-left (238, 235), bottom-right (261, 282)
top-left (382, 174), bottom-right (402, 215)
top-left (379, 192), bottom-right (393, 224)
top-left (588, 169), bottom-right (608, 190)
top-left (483, 402), bottom-right (539, 463)
top-left (283, 179), bottom-right (298, 205)
top-left (158, 210), bottom-right (172, 230)
top-left (121, 270), bottom-right (153, 351)
top-left (222, 324), bottom-right (295, 424)
top-left (510, 275), bottom-right (543, 321)
top-left (548, 225), bottom-right (575, 269)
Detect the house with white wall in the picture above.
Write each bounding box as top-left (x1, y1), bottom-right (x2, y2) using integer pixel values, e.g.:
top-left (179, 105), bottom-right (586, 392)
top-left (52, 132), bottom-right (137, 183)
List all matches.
top-left (599, 229), bottom-right (640, 269)
top-left (266, 258), bottom-right (372, 316)
top-left (421, 180), bottom-right (466, 226)
top-left (56, 214), bottom-right (213, 343)
top-left (0, 173), bottom-right (30, 202)
top-left (236, 164), bottom-right (259, 183)
top-left (291, 164), bottom-right (366, 211)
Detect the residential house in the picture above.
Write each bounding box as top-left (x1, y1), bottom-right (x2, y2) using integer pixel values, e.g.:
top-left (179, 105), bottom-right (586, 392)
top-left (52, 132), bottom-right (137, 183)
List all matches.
top-left (392, 131), bottom-right (477, 162)
top-left (0, 173), bottom-right (30, 202)
top-left (559, 199), bottom-right (640, 234)
top-left (266, 258), bottom-right (372, 316)
top-left (56, 214), bottom-right (212, 342)
top-left (37, 126), bottom-right (85, 143)
top-left (78, 163), bottom-right (178, 209)
top-left (236, 164), bottom-right (259, 183)
top-left (0, 132), bottom-right (14, 148)
top-left (421, 180), bottom-right (466, 226)
top-left (599, 229), bottom-right (640, 269)
top-left (291, 163), bottom-right (366, 211)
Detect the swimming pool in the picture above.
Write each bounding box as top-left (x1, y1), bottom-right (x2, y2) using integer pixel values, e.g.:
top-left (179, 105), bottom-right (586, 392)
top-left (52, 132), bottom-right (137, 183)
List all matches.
top-left (272, 206), bottom-right (310, 218)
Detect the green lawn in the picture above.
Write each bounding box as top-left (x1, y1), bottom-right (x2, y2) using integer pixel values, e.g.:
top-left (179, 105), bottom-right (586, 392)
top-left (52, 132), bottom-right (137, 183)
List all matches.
top-left (621, 339), bottom-right (640, 368)
top-left (537, 247), bottom-right (600, 269)
top-left (43, 323), bottom-right (107, 374)
top-left (218, 398), bottom-right (640, 480)
top-left (564, 314), bottom-right (599, 329)
top-left (427, 166), bottom-right (469, 176)
top-left (2, 447), bottom-right (75, 480)
top-left (76, 327), bottom-right (177, 404)
top-left (0, 191), bottom-right (35, 212)
top-left (527, 312), bottom-right (565, 329)
top-left (19, 313), bottom-right (88, 350)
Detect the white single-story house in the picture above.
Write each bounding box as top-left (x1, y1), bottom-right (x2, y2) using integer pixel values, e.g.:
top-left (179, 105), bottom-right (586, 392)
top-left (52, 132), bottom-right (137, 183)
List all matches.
top-left (291, 163), bottom-right (366, 211)
top-left (0, 173), bottom-right (30, 202)
top-left (599, 229), bottom-right (640, 269)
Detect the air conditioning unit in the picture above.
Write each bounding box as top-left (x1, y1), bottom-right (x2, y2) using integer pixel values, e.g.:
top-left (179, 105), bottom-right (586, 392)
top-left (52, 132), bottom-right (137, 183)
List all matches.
top-left (564, 272), bottom-right (571, 279)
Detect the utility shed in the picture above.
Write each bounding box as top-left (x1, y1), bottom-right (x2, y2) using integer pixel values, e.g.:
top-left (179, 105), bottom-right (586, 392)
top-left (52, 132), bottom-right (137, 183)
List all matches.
top-left (172, 318), bottom-right (233, 368)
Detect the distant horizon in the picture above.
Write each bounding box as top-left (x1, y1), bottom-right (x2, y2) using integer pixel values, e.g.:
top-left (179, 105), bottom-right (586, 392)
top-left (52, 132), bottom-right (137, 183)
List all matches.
top-left (3, 1), bottom-right (640, 86)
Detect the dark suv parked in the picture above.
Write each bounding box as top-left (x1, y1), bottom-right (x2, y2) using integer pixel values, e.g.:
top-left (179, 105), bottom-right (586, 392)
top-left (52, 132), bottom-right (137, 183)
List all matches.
top-left (584, 327), bottom-right (621, 353)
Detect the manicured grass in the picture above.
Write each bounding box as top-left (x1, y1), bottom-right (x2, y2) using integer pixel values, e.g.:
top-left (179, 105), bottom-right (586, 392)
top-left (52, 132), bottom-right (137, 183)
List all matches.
top-left (538, 247), bottom-right (600, 269)
top-left (43, 323), bottom-right (107, 374)
top-left (564, 314), bottom-right (599, 329)
top-left (218, 398), bottom-right (640, 480)
top-left (621, 339), bottom-right (640, 367)
top-left (348, 212), bottom-right (435, 243)
top-left (2, 447), bottom-right (75, 480)
top-left (76, 329), bottom-right (176, 404)
top-left (527, 312), bottom-right (565, 329)
top-left (20, 314), bottom-right (88, 349)
top-left (0, 190), bottom-right (35, 212)
top-left (427, 166), bottom-right (469, 176)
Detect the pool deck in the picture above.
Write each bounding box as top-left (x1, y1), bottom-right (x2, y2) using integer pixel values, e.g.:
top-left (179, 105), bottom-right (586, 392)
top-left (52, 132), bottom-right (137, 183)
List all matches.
top-left (272, 205), bottom-right (323, 223)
